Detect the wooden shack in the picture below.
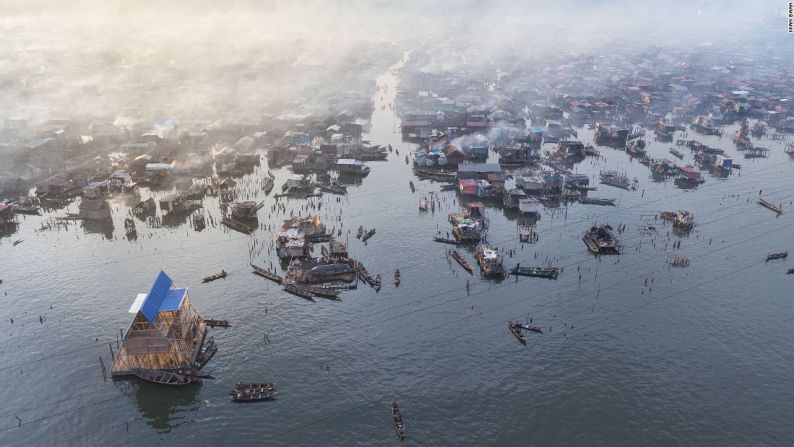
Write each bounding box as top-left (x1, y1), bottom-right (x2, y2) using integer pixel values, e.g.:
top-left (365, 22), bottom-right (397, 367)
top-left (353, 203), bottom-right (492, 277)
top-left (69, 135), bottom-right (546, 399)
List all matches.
top-left (228, 201), bottom-right (262, 220)
top-left (329, 238), bottom-right (348, 258)
top-left (111, 271), bottom-right (207, 376)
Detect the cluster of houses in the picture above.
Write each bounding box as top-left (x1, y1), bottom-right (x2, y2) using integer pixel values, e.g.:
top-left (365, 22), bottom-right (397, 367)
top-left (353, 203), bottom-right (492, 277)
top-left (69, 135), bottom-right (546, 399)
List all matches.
top-left (0, 101), bottom-right (397, 241)
top-left (276, 215), bottom-right (328, 260)
top-left (396, 44), bottom-right (794, 158)
top-left (385, 44), bottom-right (794, 222)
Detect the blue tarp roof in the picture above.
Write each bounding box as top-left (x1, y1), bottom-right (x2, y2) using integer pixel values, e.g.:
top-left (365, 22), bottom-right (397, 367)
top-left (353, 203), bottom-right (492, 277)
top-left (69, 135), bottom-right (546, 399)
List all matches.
top-left (139, 271), bottom-right (186, 322)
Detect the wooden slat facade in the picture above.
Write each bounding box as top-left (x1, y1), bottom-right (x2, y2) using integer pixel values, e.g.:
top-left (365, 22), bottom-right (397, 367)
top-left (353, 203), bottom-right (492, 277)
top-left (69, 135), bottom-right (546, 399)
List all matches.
top-left (111, 295), bottom-right (207, 375)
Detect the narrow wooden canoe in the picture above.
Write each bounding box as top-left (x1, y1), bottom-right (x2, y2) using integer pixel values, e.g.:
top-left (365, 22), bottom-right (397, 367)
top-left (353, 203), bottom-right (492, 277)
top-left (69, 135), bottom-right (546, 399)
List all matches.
top-left (434, 236), bottom-right (461, 245)
top-left (507, 321), bottom-right (527, 345)
top-left (204, 319), bottom-right (231, 328)
top-left (251, 263), bottom-right (282, 284)
top-left (232, 390), bottom-right (278, 402)
top-left (392, 400), bottom-right (406, 440)
top-left (262, 177), bottom-right (274, 194)
top-left (202, 271), bottom-right (228, 283)
top-left (298, 284), bottom-right (341, 300)
top-left (283, 283), bottom-right (315, 301)
top-left (509, 266), bottom-right (558, 279)
top-left (515, 322), bottom-right (544, 333)
top-left (132, 368), bottom-right (192, 386)
top-left (449, 249), bottom-right (473, 274)
top-left (766, 251), bottom-right (788, 261)
top-left (231, 382), bottom-right (276, 395)
top-left (373, 274), bottom-right (382, 291)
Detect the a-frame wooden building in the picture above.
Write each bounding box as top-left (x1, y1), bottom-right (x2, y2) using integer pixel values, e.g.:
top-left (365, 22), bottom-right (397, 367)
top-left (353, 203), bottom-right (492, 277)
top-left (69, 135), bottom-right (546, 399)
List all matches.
top-left (111, 271), bottom-right (207, 376)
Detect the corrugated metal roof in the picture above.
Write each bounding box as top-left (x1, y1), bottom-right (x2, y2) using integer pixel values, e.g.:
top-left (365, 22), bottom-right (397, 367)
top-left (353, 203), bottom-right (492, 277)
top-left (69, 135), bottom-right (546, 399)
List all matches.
top-left (160, 288), bottom-right (187, 312)
top-left (140, 271), bottom-right (172, 322)
top-left (457, 163), bottom-right (502, 173)
top-left (128, 293), bottom-right (147, 313)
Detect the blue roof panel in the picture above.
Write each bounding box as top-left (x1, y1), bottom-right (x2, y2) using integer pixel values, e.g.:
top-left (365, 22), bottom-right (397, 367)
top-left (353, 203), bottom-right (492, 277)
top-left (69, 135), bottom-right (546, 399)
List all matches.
top-left (160, 288), bottom-right (187, 312)
top-left (140, 271), bottom-right (172, 322)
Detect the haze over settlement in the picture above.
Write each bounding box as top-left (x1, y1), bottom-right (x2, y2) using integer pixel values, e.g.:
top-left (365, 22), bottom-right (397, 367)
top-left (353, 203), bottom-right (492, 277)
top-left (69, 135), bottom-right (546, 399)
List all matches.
top-left (0, 1), bottom-right (793, 446)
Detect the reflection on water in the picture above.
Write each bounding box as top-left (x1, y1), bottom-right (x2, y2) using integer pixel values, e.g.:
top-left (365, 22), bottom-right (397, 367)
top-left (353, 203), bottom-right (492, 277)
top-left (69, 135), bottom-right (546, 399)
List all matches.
top-left (0, 221), bottom-right (19, 239)
top-left (501, 208), bottom-right (542, 224)
top-left (161, 210), bottom-right (192, 228)
top-left (336, 175), bottom-right (365, 186)
top-left (82, 219), bottom-right (114, 240)
top-left (2, 50), bottom-right (794, 446)
top-left (126, 380), bottom-right (203, 433)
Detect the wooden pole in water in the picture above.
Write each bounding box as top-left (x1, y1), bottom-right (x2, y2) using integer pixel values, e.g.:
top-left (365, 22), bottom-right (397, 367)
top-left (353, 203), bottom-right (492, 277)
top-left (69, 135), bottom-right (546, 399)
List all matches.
top-left (108, 342), bottom-right (114, 360)
top-left (99, 357), bottom-right (106, 382)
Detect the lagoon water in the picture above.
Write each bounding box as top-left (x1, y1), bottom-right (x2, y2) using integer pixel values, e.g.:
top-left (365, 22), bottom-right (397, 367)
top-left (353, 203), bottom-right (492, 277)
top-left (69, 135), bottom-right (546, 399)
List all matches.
top-left (1, 59), bottom-right (794, 446)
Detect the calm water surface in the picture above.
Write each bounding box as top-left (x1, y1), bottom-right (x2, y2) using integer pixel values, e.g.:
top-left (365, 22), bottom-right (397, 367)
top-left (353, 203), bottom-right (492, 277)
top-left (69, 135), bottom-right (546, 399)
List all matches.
top-left (1, 56), bottom-right (794, 446)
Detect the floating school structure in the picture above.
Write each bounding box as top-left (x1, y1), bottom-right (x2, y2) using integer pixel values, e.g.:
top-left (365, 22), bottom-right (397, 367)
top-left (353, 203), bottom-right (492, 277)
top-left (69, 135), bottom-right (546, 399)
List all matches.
top-left (111, 271), bottom-right (209, 377)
